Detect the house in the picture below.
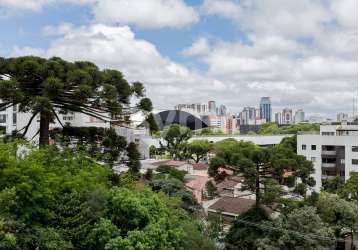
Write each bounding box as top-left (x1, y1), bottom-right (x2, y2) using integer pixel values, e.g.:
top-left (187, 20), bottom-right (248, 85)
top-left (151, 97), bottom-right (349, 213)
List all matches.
top-left (208, 197), bottom-right (278, 223)
top-left (192, 163), bottom-right (209, 176)
top-left (216, 176), bottom-right (254, 198)
top-left (185, 175), bottom-right (210, 203)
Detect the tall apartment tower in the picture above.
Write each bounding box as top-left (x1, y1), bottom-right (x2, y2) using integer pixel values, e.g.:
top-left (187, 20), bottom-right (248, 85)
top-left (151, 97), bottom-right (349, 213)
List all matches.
top-left (208, 101), bottom-right (217, 115)
top-left (337, 113), bottom-right (349, 122)
top-left (275, 112), bottom-right (282, 124)
top-left (282, 108), bottom-right (293, 124)
top-left (294, 109), bottom-right (305, 123)
top-left (259, 97), bottom-right (272, 122)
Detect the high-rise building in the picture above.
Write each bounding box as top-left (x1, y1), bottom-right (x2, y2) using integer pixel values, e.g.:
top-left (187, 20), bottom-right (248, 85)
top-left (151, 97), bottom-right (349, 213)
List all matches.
top-left (337, 112), bottom-right (349, 122)
top-left (260, 97), bottom-right (272, 122)
top-left (240, 107), bottom-right (256, 125)
top-left (275, 112), bottom-right (282, 124)
top-left (174, 103), bottom-right (209, 116)
top-left (208, 101), bottom-right (216, 115)
top-left (282, 108), bottom-right (293, 124)
top-left (219, 105), bottom-right (227, 116)
top-left (294, 109), bottom-right (305, 123)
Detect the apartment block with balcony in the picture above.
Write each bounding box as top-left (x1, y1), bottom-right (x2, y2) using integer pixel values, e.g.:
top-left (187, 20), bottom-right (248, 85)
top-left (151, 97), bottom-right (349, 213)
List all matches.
top-left (297, 123), bottom-right (358, 191)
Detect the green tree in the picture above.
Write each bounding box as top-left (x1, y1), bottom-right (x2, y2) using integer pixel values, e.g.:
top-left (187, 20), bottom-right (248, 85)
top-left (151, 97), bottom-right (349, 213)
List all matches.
top-left (126, 142), bottom-right (141, 174)
top-left (208, 156), bottom-right (226, 178)
top-left (322, 176), bottom-right (345, 193)
top-left (257, 207), bottom-right (335, 250)
top-left (340, 172), bottom-right (358, 201)
top-left (187, 139), bottom-right (212, 163)
top-left (149, 145), bottom-right (157, 158)
top-left (156, 165), bottom-right (187, 181)
top-left (205, 180), bottom-right (218, 199)
top-left (0, 56), bottom-right (152, 145)
top-left (316, 192), bottom-right (358, 238)
top-left (161, 124), bottom-right (192, 159)
top-left (226, 207), bottom-right (269, 250)
top-left (145, 113), bottom-right (159, 135)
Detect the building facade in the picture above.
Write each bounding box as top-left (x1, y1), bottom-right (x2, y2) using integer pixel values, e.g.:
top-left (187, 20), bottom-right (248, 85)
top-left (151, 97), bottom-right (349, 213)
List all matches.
top-left (337, 112), bottom-right (349, 122)
top-left (275, 112), bottom-right (282, 125)
top-left (260, 97), bottom-right (272, 122)
top-left (294, 109), bottom-right (305, 123)
top-left (0, 104), bottom-right (16, 134)
top-left (297, 123), bottom-right (358, 191)
top-left (282, 108), bottom-right (293, 124)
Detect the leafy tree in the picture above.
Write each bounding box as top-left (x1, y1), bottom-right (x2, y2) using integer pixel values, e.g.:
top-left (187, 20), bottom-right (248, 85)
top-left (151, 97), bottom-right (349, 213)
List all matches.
top-left (316, 192), bottom-right (358, 238)
top-left (187, 139), bottom-right (212, 163)
top-left (258, 123), bottom-right (319, 135)
top-left (51, 126), bottom-right (127, 165)
top-left (161, 124), bottom-right (192, 159)
top-left (340, 172), bottom-right (358, 201)
top-left (156, 165), bottom-right (187, 181)
top-left (226, 207), bottom-right (269, 250)
top-left (322, 176), bottom-right (345, 193)
top-left (205, 180), bottom-right (218, 199)
top-left (208, 156), bottom-right (226, 178)
top-left (145, 113), bottom-right (159, 135)
top-left (0, 141), bottom-right (215, 249)
top-left (0, 56), bottom-right (152, 145)
top-left (126, 142), bottom-right (141, 174)
top-left (149, 145), bottom-right (157, 158)
top-left (150, 178), bottom-right (198, 212)
top-left (257, 207), bottom-right (335, 250)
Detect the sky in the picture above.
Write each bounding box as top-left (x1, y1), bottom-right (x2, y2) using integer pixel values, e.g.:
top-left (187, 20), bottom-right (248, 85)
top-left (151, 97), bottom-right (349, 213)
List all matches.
top-left (1, 0), bottom-right (358, 119)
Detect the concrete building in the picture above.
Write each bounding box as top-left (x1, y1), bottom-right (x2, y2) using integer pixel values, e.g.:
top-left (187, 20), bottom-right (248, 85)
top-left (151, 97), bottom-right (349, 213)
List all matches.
top-left (240, 107), bottom-right (256, 125)
top-left (294, 109), bottom-right (305, 123)
top-left (282, 108), bottom-right (293, 124)
top-left (208, 101), bottom-right (217, 115)
top-left (16, 111), bottom-right (111, 143)
top-left (260, 97), bottom-right (272, 122)
top-left (174, 103), bottom-right (209, 117)
top-left (275, 112), bottom-right (282, 125)
top-left (337, 112), bottom-right (349, 122)
top-left (297, 123), bottom-right (358, 191)
top-left (0, 104), bottom-right (16, 134)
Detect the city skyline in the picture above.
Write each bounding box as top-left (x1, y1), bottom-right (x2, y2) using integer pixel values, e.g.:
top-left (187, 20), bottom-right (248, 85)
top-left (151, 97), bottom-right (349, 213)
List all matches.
top-left (1, 1), bottom-right (358, 117)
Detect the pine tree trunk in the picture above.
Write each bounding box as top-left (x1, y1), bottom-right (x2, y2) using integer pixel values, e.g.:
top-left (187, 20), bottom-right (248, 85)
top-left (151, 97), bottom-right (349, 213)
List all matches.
top-left (256, 163), bottom-right (260, 207)
top-left (39, 112), bottom-right (50, 146)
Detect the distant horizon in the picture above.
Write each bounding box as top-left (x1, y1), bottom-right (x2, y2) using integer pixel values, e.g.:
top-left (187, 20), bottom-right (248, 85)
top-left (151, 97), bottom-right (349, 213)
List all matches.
top-left (1, 0), bottom-right (358, 118)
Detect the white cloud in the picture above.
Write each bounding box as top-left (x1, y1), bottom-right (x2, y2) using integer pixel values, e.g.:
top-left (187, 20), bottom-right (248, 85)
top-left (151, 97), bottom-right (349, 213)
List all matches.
top-left (93, 0), bottom-right (199, 28)
top-left (0, 0), bottom-right (51, 11)
top-left (201, 0), bottom-right (242, 19)
top-left (12, 24), bottom-right (226, 111)
top-left (182, 37), bottom-right (210, 56)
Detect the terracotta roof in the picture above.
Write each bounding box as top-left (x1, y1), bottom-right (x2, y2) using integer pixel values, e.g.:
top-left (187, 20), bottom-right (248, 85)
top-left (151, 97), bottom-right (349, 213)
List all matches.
top-left (192, 163), bottom-right (208, 170)
top-left (208, 197), bottom-right (255, 215)
top-left (216, 179), bottom-right (240, 190)
top-left (152, 160), bottom-right (188, 167)
top-left (185, 176), bottom-right (209, 191)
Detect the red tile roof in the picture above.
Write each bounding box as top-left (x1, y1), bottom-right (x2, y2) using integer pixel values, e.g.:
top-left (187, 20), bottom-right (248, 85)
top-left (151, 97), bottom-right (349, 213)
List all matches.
top-left (192, 163), bottom-right (208, 170)
top-left (209, 197), bottom-right (255, 215)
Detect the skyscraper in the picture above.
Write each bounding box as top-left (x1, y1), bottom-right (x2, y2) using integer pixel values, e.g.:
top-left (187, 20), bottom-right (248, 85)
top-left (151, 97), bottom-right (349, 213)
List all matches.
top-left (294, 109), bottom-right (305, 123)
top-left (275, 112), bottom-right (282, 124)
top-left (260, 97), bottom-right (272, 122)
top-left (282, 108), bottom-right (293, 124)
top-left (208, 101), bottom-right (216, 115)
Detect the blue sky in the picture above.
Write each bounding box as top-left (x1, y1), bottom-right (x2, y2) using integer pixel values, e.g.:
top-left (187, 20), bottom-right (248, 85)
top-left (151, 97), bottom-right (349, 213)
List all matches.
top-left (1, 0), bottom-right (358, 119)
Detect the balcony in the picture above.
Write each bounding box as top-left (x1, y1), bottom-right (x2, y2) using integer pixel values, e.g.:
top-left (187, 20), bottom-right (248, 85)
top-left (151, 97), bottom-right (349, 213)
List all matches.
top-left (322, 150), bottom-right (336, 156)
top-left (322, 175), bottom-right (337, 180)
top-left (322, 163), bottom-right (336, 168)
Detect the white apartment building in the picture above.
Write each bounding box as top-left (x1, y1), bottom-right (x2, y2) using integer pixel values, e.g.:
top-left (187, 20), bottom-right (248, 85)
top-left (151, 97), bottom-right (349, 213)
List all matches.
top-left (0, 105), bottom-right (17, 134)
top-left (297, 123), bottom-right (358, 192)
top-left (294, 109), bottom-right (305, 123)
top-left (16, 111), bottom-right (110, 143)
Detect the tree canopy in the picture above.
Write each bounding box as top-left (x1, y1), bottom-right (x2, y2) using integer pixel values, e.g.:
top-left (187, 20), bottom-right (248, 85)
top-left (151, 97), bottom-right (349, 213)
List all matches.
top-left (0, 141), bottom-right (215, 249)
top-left (0, 56), bottom-right (152, 145)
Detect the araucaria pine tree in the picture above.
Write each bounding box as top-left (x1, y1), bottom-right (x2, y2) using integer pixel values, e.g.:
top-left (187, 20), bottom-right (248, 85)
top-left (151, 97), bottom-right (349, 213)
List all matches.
top-left (0, 56), bottom-right (152, 145)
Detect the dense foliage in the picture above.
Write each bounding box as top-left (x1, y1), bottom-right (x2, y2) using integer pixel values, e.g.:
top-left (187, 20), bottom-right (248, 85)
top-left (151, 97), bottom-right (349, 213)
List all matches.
top-left (258, 122), bottom-right (320, 135)
top-left (0, 141), bottom-right (216, 250)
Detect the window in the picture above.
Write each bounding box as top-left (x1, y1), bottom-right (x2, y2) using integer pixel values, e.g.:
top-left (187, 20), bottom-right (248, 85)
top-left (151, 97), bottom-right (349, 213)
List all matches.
top-left (353, 146), bottom-right (358, 152)
top-left (302, 144), bottom-right (307, 150)
top-left (311, 157), bottom-right (316, 162)
top-left (12, 113), bottom-right (16, 124)
top-left (311, 145), bottom-right (316, 150)
top-left (352, 159), bottom-right (358, 165)
top-left (0, 115), bottom-right (6, 123)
